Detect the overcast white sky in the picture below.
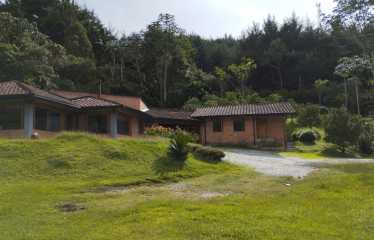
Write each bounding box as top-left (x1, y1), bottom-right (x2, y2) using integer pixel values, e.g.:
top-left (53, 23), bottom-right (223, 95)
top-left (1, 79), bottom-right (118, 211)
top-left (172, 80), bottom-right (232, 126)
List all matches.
top-left (75, 0), bottom-right (336, 38)
top-left (16, 0), bottom-right (332, 38)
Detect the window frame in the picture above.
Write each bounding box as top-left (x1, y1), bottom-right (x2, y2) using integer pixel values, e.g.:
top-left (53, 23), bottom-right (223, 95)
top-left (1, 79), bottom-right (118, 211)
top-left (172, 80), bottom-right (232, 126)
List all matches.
top-left (233, 118), bottom-right (246, 132)
top-left (212, 119), bottom-right (223, 132)
top-left (0, 105), bottom-right (23, 130)
top-left (88, 114), bottom-right (108, 134)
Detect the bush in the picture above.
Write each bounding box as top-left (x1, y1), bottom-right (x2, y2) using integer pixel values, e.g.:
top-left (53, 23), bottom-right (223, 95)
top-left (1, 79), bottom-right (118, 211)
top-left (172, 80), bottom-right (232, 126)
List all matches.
top-left (145, 126), bottom-right (174, 138)
top-left (292, 128), bottom-right (320, 144)
top-left (297, 105), bottom-right (321, 127)
top-left (358, 135), bottom-right (373, 155)
top-left (358, 121), bottom-right (374, 155)
top-left (324, 108), bottom-right (362, 153)
top-left (286, 118), bottom-right (298, 140)
top-left (168, 129), bottom-right (193, 162)
top-left (256, 138), bottom-right (282, 149)
top-left (187, 143), bottom-right (225, 162)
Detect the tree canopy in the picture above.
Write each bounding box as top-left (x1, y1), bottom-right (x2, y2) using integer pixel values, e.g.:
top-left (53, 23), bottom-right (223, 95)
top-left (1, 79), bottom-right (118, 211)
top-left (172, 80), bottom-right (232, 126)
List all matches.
top-left (0, 0), bottom-right (373, 113)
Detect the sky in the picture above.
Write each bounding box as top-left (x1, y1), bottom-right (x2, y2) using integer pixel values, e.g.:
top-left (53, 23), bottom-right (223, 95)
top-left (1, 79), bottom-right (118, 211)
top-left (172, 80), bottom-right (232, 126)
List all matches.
top-left (79, 0), bottom-right (334, 38)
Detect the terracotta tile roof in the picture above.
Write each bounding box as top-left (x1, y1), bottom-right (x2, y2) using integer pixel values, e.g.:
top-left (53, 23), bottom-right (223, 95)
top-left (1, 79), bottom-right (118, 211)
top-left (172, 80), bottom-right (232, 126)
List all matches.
top-left (146, 108), bottom-right (195, 121)
top-left (51, 90), bottom-right (149, 111)
top-left (191, 103), bottom-right (296, 118)
top-left (72, 96), bottom-right (120, 108)
top-left (0, 81), bottom-right (78, 108)
top-left (0, 81), bottom-right (28, 95)
top-left (0, 81), bottom-right (120, 109)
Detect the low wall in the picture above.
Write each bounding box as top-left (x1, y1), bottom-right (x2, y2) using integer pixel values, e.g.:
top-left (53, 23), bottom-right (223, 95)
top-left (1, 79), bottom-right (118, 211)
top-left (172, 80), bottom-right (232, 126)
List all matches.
top-left (0, 130), bottom-right (25, 139)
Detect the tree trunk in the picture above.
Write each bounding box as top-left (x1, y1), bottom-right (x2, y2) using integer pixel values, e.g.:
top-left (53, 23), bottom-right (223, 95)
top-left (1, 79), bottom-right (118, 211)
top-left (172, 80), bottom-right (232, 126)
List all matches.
top-left (278, 68), bottom-right (283, 89)
top-left (163, 58), bottom-right (168, 105)
top-left (120, 58), bottom-right (124, 83)
top-left (344, 78), bottom-right (348, 108)
top-left (355, 79), bottom-right (361, 115)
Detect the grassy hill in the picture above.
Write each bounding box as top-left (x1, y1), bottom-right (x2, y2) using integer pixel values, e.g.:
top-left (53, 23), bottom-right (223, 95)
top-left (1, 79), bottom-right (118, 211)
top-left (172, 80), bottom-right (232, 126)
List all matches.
top-left (1, 133), bottom-right (374, 240)
top-left (0, 132), bottom-right (235, 183)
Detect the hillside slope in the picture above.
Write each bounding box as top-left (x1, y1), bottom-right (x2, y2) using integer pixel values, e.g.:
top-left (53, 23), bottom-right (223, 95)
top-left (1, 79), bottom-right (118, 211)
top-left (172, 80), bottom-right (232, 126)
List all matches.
top-left (0, 132), bottom-right (235, 184)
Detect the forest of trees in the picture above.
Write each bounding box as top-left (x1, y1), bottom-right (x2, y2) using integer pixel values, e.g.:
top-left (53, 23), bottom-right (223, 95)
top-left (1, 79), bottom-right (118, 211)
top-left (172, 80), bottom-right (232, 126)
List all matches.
top-left (0, 0), bottom-right (373, 114)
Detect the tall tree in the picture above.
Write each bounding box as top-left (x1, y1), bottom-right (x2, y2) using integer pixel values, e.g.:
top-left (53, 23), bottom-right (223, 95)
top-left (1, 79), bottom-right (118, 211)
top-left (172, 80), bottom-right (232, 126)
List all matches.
top-left (228, 57), bottom-right (257, 95)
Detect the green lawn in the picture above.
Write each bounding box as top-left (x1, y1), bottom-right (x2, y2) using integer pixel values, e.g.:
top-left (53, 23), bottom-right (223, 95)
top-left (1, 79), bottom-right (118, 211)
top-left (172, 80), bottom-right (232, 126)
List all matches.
top-left (281, 141), bottom-right (374, 159)
top-left (1, 133), bottom-right (374, 239)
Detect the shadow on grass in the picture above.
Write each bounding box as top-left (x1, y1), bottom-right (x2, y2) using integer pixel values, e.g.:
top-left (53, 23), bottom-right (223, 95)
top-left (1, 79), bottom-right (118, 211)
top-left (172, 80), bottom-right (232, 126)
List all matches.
top-left (325, 163), bottom-right (374, 174)
top-left (152, 155), bottom-right (186, 176)
top-left (191, 153), bottom-right (222, 164)
top-left (320, 145), bottom-right (358, 158)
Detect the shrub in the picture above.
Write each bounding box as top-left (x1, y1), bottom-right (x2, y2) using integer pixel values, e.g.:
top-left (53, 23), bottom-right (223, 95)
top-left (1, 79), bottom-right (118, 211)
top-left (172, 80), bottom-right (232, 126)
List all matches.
top-left (256, 138), bottom-right (281, 148)
top-left (358, 122), bottom-right (374, 155)
top-left (187, 143), bottom-right (225, 162)
top-left (286, 118), bottom-right (298, 140)
top-left (145, 126), bottom-right (174, 138)
top-left (324, 108), bottom-right (362, 153)
top-left (358, 135), bottom-right (373, 155)
top-left (297, 105), bottom-right (321, 127)
top-left (168, 129), bottom-right (193, 162)
top-left (292, 128), bottom-right (320, 144)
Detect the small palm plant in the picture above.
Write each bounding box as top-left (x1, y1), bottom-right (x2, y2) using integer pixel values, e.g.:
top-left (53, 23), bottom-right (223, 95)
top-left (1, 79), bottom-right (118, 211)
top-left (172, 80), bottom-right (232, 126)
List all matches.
top-left (168, 129), bottom-right (193, 162)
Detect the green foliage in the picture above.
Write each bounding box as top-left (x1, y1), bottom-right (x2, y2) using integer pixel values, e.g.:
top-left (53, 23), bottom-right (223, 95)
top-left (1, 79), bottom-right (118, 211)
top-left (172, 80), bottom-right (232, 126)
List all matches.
top-left (286, 118), bottom-right (298, 139)
top-left (314, 79), bottom-right (330, 105)
top-left (145, 126), bottom-right (175, 138)
top-left (297, 105), bottom-right (321, 127)
top-left (0, 12), bottom-right (67, 88)
top-left (292, 128), bottom-right (321, 144)
top-left (0, 0), bottom-right (373, 112)
top-left (358, 121), bottom-right (374, 154)
top-left (324, 108), bottom-right (363, 152)
top-left (64, 21), bottom-right (93, 58)
top-left (187, 143), bottom-right (225, 162)
top-left (168, 129), bottom-right (193, 162)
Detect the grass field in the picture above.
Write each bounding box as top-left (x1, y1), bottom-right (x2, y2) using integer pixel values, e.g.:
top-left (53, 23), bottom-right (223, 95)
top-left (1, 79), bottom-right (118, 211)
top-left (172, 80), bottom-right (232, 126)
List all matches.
top-left (1, 133), bottom-right (374, 239)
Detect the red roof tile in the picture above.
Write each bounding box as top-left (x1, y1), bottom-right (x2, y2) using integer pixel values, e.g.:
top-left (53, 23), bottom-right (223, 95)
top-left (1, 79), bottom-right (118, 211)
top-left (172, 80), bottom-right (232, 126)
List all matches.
top-left (51, 90), bottom-right (148, 111)
top-left (191, 103), bottom-right (296, 118)
top-left (72, 96), bottom-right (119, 108)
top-left (146, 108), bottom-right (195, 121)
top-left (0, 81), bottom-right (28, 95)
top-left (0, 81), bottom-right (78, 108)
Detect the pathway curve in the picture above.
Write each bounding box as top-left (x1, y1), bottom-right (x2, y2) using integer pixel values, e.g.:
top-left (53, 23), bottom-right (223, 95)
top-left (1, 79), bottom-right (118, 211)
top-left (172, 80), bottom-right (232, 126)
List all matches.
top-left (223, 149), bottom-right (374, 178)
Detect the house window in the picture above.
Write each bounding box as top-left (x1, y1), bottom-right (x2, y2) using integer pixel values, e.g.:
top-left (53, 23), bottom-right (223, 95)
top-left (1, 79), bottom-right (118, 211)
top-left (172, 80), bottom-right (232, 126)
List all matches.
top-left (35, 109), bottom-right (48, 130)
top-left (0, 106), bottom-right (23, 130)
top-left (118, 119), bottom-right (130, 135)
top-left (35, 108), bottom-right (61, 132)
top-left (49, 112), bottom-right (61, 132)
top-left (88, 115), bottom-right (107, 134)
top-left (233, 119), bottom-right (245, 132)
top-left (212, 119), bottom-right (223, 132)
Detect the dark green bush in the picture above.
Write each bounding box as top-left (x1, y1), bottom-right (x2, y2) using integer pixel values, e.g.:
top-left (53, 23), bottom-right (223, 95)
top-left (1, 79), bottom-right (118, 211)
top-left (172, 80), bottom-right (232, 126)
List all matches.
top-left (286, 118), bottom-right (298, 140)
top-left (292, 128), bottom-right (320, 144)
top-left (297, 105), bottom-right (321, 127)
top-left (358, 135), bottom-right (373, 155)
top-left (358, 122), bottom-right (374, 155)
top-left (324, 108), bottom-right (362, 153)
top-left (299, 131), bottom-right (317, 143)
top-left (168, 129), bottom-right (193, 162)
top-left (187, 143), bottom-right (225, 162)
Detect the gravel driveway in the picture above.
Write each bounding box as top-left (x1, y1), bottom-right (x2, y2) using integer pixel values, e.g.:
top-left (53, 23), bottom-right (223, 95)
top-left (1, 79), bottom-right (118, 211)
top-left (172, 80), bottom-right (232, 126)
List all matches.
top-left (223, 149), bottom-right (374, 178)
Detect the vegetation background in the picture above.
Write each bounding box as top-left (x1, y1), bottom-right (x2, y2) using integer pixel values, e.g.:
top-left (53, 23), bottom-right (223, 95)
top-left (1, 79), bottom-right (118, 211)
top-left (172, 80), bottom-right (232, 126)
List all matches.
top-left (0, 0), bottom-right (373, 114)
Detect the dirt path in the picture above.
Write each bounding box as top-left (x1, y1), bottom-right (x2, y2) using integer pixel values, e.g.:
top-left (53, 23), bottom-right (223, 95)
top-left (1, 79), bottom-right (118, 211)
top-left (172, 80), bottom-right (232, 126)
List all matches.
top-left (223, 149), bottom-right (374, 178)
